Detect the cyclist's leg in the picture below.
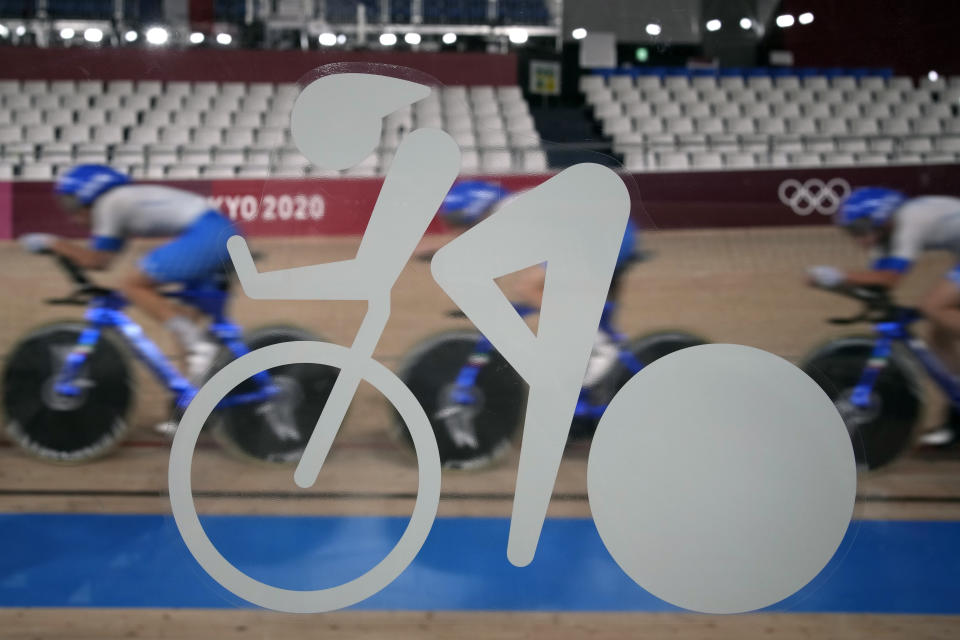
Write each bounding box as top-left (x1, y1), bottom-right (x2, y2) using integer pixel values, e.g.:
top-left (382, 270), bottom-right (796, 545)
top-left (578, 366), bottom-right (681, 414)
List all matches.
top-left (919, 266), bottom-right (960, 372)
top-left (917, 265), bottom-right (960, 446)
top-left (132, 211), bottom-right (239, 378)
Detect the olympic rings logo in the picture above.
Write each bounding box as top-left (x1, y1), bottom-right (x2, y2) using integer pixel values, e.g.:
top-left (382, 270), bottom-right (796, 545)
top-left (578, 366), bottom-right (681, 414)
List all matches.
top-left (778, 178), bottom-right (852, 216)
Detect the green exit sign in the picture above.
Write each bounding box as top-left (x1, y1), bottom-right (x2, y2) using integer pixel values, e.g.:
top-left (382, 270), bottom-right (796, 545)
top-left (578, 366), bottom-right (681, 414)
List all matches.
top-left (635, 47), bottom-right (649, 62)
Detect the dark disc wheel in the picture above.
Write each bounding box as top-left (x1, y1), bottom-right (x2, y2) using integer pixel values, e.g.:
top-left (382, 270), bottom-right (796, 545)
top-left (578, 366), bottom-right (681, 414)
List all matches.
top-left (801, 337), bottom-right (921, 470)
top-left (571, 330), bottom-right (706, 439)
top-left (394, 330), bottom-right (526, 470)
top-left (3, 323), bottom-right (133, 463)
top-left (212, 326), bottom-right (339, 464)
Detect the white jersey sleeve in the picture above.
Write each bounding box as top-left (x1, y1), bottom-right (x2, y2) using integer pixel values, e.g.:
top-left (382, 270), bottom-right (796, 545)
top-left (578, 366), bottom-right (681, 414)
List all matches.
top-left (90, 185), bottom-right (211, 250)
top-left (876, 197), bottom-right (960, 272)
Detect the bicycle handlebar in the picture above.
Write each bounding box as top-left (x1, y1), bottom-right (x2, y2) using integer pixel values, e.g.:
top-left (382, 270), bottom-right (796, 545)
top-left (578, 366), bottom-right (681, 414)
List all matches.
top-left (44, 254), bottom-right (114, 304)
top-left (820, 284), bottom-right (917, 325)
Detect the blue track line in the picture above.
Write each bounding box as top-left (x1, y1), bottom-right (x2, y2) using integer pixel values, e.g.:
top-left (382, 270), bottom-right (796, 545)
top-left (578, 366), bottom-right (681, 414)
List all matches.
top-left (0, 514), bottom-right (958, 612)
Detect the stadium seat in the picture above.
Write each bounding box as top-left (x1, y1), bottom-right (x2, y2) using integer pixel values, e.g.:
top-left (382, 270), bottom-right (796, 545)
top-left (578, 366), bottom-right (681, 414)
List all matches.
top-left (59, 125), bottom-right (91, 144)
top-left (829, 77), bottom-right (857, 91)
top-left (936, 137), bottom-right (960, 152)
top-left (142, 111), bottom-right (173, 127)
top-left (691, 152), bottom-right (723, 169)
top-left (246, 149), bottom-right (272, 166)
top-left (45, 110), bottom-right (74, 127)
top-left (837, 138), bottom-right (869, 153)
top-left (891, 103), bottom-right (922, 118)
top-left (856, 152), bottom-right (889, 165)
top-left (901, 137), bottom-right (934, 153)
top-left (91, 125), bottom-right (126, 145)
top-left (237, 165), bottom-right (271, 178)
top-left (832, 103), bottom-right (861, 119)
top-left (656, 151), bottom-right (690, 170)
top-left (173, 112), bottom-right (204, 128)
top-left (14, 109), bottom-right (43, 126)
top-left (869, 137), bottom-right (897, 152)
top-left (460, 148), bottom-right (481, 173)
top-left (128, 128), bottom-right (160, 145)
top-left (224, 129), bottom-right (255, 147)
top-left (215, 149), bottom-right (247, 166)
top-left (684, 103), bottom-right (712, 118)
top-left (806, 138), bottom-right (836, 153)
top-left (653, 103), bottom-right (683, 118)
top-left (477, 130), bottom-right (508, 149)
top-left (849, 119), bottom-right (881, 136)
top-left (75, 145), bottom-right (109, 164)
top-left (159, 127), bottom-right (191, 145)
top-left (923, 103), bottom-right (953, 119)
top-left (742, 103), bottom-right (771, 118)
top-left (92, 95), bottom-right (123, 111)
top-left (862, 103), bottom-right (892, 119)
top-left (755, 118), bottom-right (787, 135)
top-left (185, 128), bottom-right (220, 147)
top-left (880, 118), bottom-right (911, 135)
top-left (447, 129), bottom-right (475, 148)
top-left (106, 109), bottom-right (138, 127)
top-left (147, 146), bottom-right (179, 165)
top-left (803, 103), bottom-right (832, 118)
top-left (24, 125), bottom-right (56, 143)
top-left (913, 119), bottom-right (943, 135)
top-left (122, 95), bottom-right (152, 111)
top-left (520, 149), bottom-right (548, 172)
top-left (181, 149), bottom-right (213, 166)
top-left (480, 149), bottom-right (513, 173)
top-left (723, 152), bottom-right (756, 168)
top-left (714, 103), bottom-right (742, 119)
top-left (822, 152), bottom-right (856, 166)
top-left (202, 166), bottom-right (237, 179)
top-left (166, 166), bottom-right (202, 180)
top-left (21, 164), bottom-right (54, 180)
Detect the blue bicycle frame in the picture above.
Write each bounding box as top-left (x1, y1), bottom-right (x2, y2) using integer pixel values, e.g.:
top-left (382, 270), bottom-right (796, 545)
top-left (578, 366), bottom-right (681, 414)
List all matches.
top-left (449, 301), bottom-right (646, 419)
top-left (52, 278), bottom-right (278, 411)
top-left (848, 306), bottom-right (960, 410)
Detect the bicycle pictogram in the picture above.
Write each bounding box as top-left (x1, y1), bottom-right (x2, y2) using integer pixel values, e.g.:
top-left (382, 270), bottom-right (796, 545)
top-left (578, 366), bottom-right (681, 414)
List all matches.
top-left (169, 65), bottom-right (858, 615)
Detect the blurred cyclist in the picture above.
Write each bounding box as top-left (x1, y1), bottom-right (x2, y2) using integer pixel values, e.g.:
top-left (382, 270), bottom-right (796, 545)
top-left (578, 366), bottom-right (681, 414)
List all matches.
top-left (426, 179), bottom-right (640, 387)
top-left (17, 164), bottom-right (238, 382)
top-left (807, 186), bottom-right (960, 448)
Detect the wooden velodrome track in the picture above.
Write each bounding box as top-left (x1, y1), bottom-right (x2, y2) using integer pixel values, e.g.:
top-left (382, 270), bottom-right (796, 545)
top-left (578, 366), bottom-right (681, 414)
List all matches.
top-left (1, 227), bottom-right (959, 638)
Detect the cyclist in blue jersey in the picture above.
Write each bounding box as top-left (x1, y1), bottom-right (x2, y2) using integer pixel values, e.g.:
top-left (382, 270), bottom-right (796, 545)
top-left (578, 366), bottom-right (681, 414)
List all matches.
top-left (18, 164), bottom-right (239, 382)
top-left (808, 186), bottom-right (960, 448)
top-left (427, 179), bottom-right (640, 387)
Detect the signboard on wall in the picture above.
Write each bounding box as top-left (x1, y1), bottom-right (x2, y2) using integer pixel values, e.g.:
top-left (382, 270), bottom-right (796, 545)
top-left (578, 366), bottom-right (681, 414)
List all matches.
top-left (579, 31), bottom-right (616, 69)
top-left (529, 60), bottom-right (561, 95)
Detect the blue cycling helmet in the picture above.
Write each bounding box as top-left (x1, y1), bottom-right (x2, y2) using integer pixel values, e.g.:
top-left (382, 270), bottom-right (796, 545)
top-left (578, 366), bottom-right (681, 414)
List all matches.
top-left (836, 187), bottom-right (907, 231)
top-left (439, 180), bottom-right (510, 227)
top-left (54, 164), bottom-right (131, 206)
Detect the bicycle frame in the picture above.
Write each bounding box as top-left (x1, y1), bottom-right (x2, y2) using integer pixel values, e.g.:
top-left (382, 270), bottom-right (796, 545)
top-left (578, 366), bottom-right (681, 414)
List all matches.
top-left (51, 281), bottom-right (278, 411)
top-left (848, 307), bottom-right (960, 409)
top-left (450, 301), bottom-right (646, 420)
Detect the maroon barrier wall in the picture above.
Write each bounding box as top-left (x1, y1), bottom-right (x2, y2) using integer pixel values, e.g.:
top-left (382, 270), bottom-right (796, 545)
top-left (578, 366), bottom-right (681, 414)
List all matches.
top-left (6, 164), bottom-right (960, 240)
top-left (779, 0), bottom-right (960, 77)
top-left (0, 47), bottom-right (518, 86)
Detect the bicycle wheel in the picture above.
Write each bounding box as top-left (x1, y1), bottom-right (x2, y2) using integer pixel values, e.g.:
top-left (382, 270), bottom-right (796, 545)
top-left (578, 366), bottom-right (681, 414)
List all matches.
top-left (572, 330), bottom-right (706, 439)
top-left (3, 322), bottom-right (133, 463)
top-left (169, 341), bottom-right (441, 613)
top-left (801, 336), bottom-right (921, 470)
top-left (393, 330), bottom-right (526, 469)
top-left (212, 325), bottom-right (340, 464)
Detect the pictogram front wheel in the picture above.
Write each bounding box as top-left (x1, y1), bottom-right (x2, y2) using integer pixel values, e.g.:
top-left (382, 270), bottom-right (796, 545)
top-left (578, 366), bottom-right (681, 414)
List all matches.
top-left (168, 341), bottom-right (441, 613)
